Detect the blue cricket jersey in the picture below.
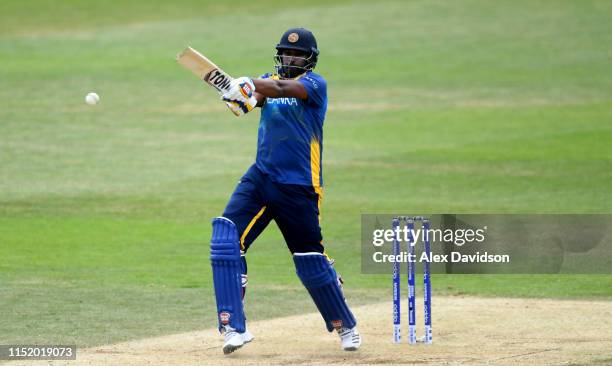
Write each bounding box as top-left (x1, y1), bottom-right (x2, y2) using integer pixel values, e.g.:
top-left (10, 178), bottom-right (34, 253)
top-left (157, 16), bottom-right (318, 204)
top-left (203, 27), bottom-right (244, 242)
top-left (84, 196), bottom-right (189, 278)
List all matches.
top-left (255, 71), bottom-right (327, 187)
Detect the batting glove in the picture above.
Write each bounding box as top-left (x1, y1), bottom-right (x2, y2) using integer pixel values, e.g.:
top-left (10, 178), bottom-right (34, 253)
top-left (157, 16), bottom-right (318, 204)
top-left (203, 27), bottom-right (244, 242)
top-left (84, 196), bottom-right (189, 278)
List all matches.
top-left (221, 77), bottom-right (258, 114)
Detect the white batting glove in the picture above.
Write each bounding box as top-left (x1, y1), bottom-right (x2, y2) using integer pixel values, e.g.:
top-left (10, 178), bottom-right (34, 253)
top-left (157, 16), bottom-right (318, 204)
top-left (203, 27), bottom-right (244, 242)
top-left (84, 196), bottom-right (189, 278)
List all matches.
top-left (221, 77), bottom-right (258, 114)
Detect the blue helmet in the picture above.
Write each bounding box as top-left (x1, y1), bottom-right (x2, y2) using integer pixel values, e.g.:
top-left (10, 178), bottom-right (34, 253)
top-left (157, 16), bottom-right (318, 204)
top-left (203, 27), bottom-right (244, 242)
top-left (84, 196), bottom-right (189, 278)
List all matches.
top-left (274, 27), bottom-right (319, 77)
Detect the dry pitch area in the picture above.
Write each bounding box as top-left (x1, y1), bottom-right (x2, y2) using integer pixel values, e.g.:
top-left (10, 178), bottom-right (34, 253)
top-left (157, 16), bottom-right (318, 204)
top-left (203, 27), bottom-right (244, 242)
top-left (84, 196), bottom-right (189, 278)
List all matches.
top-left (6, 296), bottom-right (612, 366)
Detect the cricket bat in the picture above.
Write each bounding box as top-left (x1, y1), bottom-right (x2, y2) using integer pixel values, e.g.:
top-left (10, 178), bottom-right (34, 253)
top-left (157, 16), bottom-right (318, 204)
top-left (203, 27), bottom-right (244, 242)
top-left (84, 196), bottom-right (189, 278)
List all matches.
top-left (176, 46), bottom-right (239, 116)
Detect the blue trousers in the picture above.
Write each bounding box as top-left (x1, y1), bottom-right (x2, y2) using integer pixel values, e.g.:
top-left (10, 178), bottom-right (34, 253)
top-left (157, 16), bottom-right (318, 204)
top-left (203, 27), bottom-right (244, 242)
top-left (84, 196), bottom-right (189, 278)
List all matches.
top-left (223, 164), bottom-right (324, 254)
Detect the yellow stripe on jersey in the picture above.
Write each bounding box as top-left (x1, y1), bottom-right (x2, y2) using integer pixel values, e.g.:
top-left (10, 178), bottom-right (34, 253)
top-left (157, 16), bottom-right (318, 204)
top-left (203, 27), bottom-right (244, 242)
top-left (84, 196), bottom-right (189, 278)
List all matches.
top-left (323, 251), bottom-right (332, 262)
top-left (310, 137), bottom-right (321, 188)
top-left (240, 206), bottom-right (267, 250)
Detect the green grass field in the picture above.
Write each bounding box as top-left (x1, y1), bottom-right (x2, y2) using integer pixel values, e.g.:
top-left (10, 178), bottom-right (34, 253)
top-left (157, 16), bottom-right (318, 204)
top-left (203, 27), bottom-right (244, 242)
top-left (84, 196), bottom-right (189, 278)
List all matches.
top-left (1, 0), bottom-right (611, 347)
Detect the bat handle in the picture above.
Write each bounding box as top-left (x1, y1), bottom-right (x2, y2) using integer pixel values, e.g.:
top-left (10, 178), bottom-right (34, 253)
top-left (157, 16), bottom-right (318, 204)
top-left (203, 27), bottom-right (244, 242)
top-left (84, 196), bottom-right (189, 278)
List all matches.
top-left (225, 102), bottom-right (241, 116)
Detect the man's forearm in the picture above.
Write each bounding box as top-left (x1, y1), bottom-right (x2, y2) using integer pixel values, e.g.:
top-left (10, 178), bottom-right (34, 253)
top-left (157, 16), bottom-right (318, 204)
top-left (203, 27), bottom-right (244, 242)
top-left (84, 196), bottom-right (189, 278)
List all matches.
top-left (253, 79), bottom-right (284, 98)
top-left (253, 78), bottom-right (308, 100)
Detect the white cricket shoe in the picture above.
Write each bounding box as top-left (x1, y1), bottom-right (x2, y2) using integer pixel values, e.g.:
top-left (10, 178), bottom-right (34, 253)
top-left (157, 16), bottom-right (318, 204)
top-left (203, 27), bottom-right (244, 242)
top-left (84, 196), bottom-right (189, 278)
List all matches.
top-left (241, 329), bottom-right (254, 343)
top-left (338, 326), bottom-right (362, 351)
top-left (223, 326), bottom-right (243, 354)
top-left (222, 326), bottom-right (254, 355)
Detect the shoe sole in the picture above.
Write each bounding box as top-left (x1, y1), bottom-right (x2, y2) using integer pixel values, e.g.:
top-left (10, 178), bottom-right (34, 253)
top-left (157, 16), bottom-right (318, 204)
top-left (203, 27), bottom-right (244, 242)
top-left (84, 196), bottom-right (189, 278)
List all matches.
top-left (343, 346), bottom-right (359, 351)
top-left (223, 343), bottom-right (243, 355)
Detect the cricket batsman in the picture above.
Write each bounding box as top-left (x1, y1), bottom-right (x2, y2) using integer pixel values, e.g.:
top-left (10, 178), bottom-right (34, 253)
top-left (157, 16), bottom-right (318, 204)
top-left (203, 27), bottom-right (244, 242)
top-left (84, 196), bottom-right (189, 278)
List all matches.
top-left (209, 27), bottom-right (361, 354)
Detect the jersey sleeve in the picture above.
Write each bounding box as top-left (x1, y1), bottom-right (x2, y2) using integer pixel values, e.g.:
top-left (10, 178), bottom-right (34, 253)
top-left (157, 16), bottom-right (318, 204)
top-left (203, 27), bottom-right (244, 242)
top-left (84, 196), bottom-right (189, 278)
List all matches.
top-left (299, 73), bottom-right (327, 107)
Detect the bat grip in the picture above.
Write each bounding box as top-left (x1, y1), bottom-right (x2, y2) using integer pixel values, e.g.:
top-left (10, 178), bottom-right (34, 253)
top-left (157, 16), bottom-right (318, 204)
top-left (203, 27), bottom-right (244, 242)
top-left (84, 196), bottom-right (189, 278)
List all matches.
top-left (225, 102), bottom-right (241, 116)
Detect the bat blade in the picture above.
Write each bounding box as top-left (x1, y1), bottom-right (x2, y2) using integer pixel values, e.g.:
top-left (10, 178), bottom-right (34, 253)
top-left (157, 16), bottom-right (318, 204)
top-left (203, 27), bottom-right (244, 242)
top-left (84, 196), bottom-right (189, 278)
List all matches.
top-left (176, 46), bottom-right (234, 93)
top-left (176, 46), bottom-right (239, 115)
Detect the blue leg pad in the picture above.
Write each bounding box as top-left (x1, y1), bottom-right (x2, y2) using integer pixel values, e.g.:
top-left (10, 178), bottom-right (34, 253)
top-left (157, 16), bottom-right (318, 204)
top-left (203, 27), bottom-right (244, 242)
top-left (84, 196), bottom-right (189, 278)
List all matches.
top-left (294, 253), bottom-right (357, 332)
top-left (210, 217), bottom-right (245, 333)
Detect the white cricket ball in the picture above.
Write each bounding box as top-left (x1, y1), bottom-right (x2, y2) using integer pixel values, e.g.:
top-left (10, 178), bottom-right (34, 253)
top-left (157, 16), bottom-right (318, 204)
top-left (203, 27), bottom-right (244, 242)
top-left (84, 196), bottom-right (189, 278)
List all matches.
top-left (85, 92), bottom-right (100, 105)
